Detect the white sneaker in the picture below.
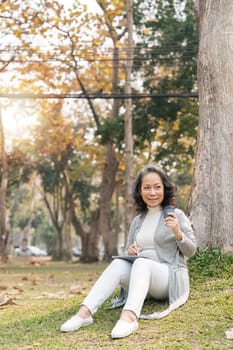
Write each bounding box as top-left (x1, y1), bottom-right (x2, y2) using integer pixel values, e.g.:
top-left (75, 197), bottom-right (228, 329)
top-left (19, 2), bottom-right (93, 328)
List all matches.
top-left (60, 315), bottom-right (93, 332)
top-left (111, 319), bottom-right (138, 339)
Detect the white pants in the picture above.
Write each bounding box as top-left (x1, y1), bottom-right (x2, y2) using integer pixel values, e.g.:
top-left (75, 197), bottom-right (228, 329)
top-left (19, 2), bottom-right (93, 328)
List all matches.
top-left (82, 258), bottom-right (169, 318)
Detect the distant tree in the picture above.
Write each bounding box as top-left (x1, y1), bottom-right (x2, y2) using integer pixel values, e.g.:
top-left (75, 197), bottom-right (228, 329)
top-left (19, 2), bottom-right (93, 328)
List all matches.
top-left (189, 0), bottom-right (233, 251)
top-left (0, 109), bottom-right (8, 260)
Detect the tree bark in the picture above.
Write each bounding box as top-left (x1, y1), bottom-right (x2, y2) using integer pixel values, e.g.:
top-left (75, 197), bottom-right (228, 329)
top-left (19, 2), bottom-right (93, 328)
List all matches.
top-left (0, 109), bottom-right (8, 261)
top-left (189, 0), bottom-right (233, 251)
top-left (99, 144), bottom-right (119, 260)
top-left (124, 0), bottom-right (135, 242)
top-left (71, 209), bottom-right (99, 263)
top-left (43, 191), bottom-right (65, 259)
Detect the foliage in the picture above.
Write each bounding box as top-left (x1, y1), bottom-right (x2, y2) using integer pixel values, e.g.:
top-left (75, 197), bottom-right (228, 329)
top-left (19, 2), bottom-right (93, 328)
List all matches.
top-left (30, 207), bottom-right (57, 255)
top-left (96, 114), bottom-right (124, 146)
top-left (133, 0), bottom-right (198, 173)
top-left (8, 185), bottom-right (32, 230)
top-left (4, 147), bottom-right (31, 199)
top-left (188, 247), bottom-right (233, 280)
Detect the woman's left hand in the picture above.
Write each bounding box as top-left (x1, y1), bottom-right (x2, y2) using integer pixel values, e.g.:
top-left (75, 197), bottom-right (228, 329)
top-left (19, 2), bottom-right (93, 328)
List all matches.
top-left (164, 213), bottom-right (182, 241)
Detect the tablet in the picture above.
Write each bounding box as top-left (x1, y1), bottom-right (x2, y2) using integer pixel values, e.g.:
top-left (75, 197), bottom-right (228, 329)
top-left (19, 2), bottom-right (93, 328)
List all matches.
top-left (112, 255), bottom-right (139, 262)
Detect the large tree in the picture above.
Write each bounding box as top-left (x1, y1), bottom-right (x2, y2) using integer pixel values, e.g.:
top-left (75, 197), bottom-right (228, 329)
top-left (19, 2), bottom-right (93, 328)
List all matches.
top-left (0, 109), bottom-right (9, 260)
top-left (124, 0), bottom-right (135, 237)
top-left (189, 0), bottom-right (233, 251)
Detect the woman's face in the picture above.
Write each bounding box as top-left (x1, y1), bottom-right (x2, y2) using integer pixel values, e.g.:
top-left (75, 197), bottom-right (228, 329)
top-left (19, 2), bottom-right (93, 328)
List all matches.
top-left (140, 172), bottom-right (164, 208)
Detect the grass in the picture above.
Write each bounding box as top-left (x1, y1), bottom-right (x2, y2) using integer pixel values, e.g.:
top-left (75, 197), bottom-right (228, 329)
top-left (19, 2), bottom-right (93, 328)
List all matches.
top-left (0, 249), bottom-right (233, 350)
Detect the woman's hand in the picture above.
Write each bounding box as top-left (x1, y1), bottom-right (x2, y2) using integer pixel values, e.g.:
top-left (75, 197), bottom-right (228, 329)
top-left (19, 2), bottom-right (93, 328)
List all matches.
top-left (128, 242), bottom-right (140, 256)
top-left (164, 213), bottom-right (182, 241)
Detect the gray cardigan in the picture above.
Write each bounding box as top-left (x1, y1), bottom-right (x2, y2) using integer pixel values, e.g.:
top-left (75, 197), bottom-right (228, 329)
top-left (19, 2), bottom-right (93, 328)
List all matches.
top-left (111, 208), bottom-right (197, 319)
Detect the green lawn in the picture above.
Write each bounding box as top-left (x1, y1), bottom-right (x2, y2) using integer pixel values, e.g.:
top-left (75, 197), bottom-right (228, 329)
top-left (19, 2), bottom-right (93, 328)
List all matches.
top-left (0, 251), bottom-right (232, 350)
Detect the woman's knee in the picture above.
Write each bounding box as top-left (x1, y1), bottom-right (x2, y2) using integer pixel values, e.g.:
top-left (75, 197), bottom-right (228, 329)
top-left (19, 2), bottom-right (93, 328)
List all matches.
top-left (131, 257), bottom-right (151, 272)
top-left (110, 258), bottom-right (132, 272)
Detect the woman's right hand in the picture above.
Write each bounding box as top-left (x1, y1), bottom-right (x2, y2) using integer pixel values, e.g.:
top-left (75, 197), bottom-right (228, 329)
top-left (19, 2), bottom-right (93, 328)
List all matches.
top-left (128, 242), bottom-right (140, 256)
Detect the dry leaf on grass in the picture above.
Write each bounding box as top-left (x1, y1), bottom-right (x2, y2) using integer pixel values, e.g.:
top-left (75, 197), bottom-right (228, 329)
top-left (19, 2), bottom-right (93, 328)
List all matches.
top-left (21, 276), bottom-right (29, 281)
top-left (225, 328), bottom-right (233, 339)
top-left (48, 273), bottom-right (55, 280)
top-left (28, 260), bottom-right (45, 267)
top-left (32, 291), bottom-right (73, 299)
top-left (69, 285), bottom-right (81, 294)
top-left (31, 279), bottom-right (38, 285)
top-left (0, 294), bottom-right (16, 307)
top-left (0, 286), bottom-right (7, 291)
top-left (7, 287), bottom-right (24, 295)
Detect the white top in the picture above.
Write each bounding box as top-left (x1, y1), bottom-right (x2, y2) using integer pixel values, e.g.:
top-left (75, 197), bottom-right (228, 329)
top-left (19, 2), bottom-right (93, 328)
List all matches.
top-left (136, 206), bottom-right (162, 261)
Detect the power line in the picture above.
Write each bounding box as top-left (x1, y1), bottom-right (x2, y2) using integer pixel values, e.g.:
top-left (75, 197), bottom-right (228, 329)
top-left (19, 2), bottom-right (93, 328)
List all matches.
top-left (0, 92), bottom-right (198, 100)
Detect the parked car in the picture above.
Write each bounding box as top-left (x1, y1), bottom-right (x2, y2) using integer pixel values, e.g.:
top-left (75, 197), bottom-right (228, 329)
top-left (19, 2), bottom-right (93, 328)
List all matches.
top-left (15, 246), bottom-right (47, 257)
top-left (72, 247), bottom-right (81, 257)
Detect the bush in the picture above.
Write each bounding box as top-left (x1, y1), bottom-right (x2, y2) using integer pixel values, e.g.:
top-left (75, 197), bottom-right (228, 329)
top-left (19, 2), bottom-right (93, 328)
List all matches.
top-left (188, 247), bottom-right (233, 281)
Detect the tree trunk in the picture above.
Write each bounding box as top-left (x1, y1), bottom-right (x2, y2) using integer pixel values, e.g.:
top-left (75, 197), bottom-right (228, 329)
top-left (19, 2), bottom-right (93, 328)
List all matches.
top-left (98, 35), bottom-right (120, 260)
top-left (63, 170), bottom-right (99, 262)
top-left (43, 192), bottom-right (65, 259)
top-left (189, 0), bottom-right (233, 252)
top-left (0, 109), bottom-right (8, 261)
top-left (71, 208), bottom-right (99, 262)
top-left (81, 210), bottom-right (99, 262)
top-left (99, 144), bottom-right (119, 260)
top-left (64, 210), bottom-right (72, 260)
top-left (124, 0), bottom-right (135, 242)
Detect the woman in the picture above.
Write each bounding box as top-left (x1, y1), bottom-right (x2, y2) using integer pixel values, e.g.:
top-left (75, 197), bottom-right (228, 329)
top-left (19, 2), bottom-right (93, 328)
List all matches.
top-left (60, 164), bottom-right (196, 338)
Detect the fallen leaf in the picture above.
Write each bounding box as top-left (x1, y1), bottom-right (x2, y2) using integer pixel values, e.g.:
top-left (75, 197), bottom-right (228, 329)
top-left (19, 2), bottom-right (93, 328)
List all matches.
top-left (12, 287), bottom-right (24, 294)
top-left (48, 273), bottom-right (55, 280)
top-left (0, 295), bottom-right (16, 307)
top-left (225, 328), bottom-right (233, 339)
top-left (31, 279), bottom-right (38, 285)
top-left (22, 276), bottom-right (29, 281)
top-left (28, 261), bottom-right (43, 266)
top-left (0, 286), bottom-right (7, 290)
top-left (69, 285), bottom-right (81, 294)
top-left (32, 291), bottom-right (73, 299)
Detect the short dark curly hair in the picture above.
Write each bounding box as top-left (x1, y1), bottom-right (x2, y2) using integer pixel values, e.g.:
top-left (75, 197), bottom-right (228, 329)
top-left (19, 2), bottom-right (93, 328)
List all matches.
top-left (133, 164), bottom-right (177, 212)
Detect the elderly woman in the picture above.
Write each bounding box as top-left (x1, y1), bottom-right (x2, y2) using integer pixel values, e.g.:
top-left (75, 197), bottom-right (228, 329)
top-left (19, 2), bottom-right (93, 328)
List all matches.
top-left (61, 164), bottom-right (196, 338)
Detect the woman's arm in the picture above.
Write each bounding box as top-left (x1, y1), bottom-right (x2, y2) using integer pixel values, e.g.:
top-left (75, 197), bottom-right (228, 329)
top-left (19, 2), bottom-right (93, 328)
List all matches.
top-left (176, 210), bottom-right (197, 257)
top-left (165, 209), bottom-right (197, 257)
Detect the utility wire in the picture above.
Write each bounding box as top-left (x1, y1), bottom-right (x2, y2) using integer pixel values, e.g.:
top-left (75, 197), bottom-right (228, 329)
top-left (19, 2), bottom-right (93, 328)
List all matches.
top-left (0, 92), bottom-right (198, 99)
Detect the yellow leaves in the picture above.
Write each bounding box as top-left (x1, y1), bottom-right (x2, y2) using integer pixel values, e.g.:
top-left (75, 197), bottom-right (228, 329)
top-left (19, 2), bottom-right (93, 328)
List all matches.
top-left (143, 28), bottom-right (150, 35)
top-left (173, 120), bottom-right (180, 131)
top-left (92, 38), bottom-right (99, 47)
top-left (115, 9), bottom-right (122, 15)
top-left (0, 1), bottom-right (19, 12)
top-left (115, 40), bottom-right (121, 48)
top-left (33, 102), bottom-right (76, 159)
top-left (13, 29), bottom-right (22, 39)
